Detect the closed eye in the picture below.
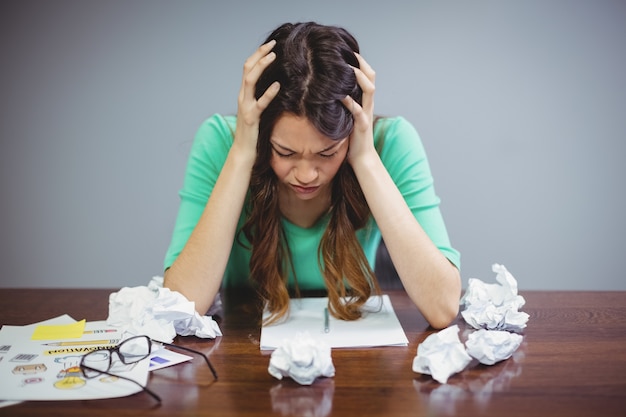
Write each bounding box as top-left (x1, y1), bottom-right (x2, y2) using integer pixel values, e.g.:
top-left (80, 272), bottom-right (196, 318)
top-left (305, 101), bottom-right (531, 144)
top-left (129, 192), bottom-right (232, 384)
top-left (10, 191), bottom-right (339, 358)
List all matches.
top-left (271, 146), bottom-right (294, 158)
top-left (319, 152), bottom-right (337, 159)
top-left (318, 140), bottom-right (345, 159)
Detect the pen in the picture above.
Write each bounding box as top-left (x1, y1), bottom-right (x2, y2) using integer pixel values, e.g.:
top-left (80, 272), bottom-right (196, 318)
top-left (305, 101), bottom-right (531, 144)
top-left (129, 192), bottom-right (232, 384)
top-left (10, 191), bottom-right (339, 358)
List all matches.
top-left (83, 329), bottom-right (117, 334)
top-left (43, 339), bottom-right (120, 346)
top-left (324, 307), bottom-right (330, 333)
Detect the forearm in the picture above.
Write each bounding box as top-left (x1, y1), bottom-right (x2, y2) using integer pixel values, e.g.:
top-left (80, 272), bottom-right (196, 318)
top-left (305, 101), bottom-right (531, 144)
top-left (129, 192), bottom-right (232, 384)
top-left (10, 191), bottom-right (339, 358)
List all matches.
top-left (164, 146), bottom-right (255, 314)
top-left (352, 152), bottom-right (461, 329)
top-left (164, 39), bottom-right (280, 314)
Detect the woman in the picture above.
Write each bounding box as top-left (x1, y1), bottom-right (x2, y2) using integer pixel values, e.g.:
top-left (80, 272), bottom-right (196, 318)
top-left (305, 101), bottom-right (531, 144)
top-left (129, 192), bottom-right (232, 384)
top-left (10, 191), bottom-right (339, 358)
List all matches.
top-left (163, 22), bottom-right (461, 329)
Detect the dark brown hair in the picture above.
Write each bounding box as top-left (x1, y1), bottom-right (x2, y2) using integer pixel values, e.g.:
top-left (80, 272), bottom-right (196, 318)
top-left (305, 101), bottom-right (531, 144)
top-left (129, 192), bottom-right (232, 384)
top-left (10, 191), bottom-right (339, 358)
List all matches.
top-left (241, 22), bottom-right (380, 324)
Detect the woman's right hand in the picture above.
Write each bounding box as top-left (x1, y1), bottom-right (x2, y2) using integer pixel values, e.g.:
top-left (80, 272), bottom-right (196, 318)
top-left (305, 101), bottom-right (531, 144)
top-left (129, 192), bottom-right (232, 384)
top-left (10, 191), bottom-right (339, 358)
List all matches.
top-left (233, 39), bottom-right (281, 157)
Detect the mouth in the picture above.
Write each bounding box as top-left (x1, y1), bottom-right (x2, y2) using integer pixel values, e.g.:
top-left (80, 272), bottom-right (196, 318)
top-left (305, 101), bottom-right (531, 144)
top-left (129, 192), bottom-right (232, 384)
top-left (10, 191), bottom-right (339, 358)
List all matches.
top-left (291, 184), bottom-right (320, 195)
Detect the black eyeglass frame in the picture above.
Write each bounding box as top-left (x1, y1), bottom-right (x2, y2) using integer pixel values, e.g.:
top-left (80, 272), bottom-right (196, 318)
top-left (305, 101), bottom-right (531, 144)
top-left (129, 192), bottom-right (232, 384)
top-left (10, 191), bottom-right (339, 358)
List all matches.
top-left (79, 335), bottom-right (218, 404)
top-left (157, 339), bottom-right (219, 381)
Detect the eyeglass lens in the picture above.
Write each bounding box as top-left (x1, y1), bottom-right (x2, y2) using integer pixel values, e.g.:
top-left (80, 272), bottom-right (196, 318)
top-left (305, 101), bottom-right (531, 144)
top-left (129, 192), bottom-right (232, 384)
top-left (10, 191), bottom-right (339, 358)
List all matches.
top-left (82, 336), bottom-right (151, 377)
top-left (118, 336), bottom-right (151, 364)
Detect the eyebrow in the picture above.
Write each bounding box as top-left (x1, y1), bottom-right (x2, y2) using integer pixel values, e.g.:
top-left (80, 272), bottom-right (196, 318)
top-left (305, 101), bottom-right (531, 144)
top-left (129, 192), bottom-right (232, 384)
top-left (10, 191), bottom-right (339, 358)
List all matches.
top-left (270, 140), bottom-right (343, 154)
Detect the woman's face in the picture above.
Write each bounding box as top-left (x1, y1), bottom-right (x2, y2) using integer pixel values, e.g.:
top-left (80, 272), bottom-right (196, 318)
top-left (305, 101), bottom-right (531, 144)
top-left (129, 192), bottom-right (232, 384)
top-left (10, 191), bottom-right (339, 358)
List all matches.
top-left (269, 113), bottom-right (348, 202)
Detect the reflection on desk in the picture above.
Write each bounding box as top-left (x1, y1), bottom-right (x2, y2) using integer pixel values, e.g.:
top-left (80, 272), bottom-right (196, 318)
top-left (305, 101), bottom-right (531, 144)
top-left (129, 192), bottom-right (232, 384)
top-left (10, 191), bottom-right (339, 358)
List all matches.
top-left (0, 289), bottom-right (625, 417)
top-left (270, 379), bottom-right (335, 417)
top-left (414, 345), bottom-right (525, 416)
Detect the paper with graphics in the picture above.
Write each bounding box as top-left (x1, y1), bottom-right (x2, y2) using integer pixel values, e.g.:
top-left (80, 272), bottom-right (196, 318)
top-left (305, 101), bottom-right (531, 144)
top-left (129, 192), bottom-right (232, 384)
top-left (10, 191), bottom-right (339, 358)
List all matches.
top-left (260, 295), bottom-right (408, 350)
top-left (0, 316), bottom-right (148, 401)
top-left (148, 347), bottom-right (192, 371)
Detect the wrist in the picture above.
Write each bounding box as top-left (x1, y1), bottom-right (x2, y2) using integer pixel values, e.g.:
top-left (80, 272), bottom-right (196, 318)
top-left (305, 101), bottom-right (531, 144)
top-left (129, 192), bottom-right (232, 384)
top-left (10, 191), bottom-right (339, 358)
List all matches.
top-left (229, 139), bottom-right (257, 167)
top-left (349, 148), bottom-right (380, 173)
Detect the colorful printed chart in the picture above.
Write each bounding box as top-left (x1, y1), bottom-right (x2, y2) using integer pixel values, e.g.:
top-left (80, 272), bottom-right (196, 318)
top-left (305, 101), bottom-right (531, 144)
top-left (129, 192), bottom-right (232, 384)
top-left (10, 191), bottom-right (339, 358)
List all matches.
top-left (0, 315), bottom-right (148, 401)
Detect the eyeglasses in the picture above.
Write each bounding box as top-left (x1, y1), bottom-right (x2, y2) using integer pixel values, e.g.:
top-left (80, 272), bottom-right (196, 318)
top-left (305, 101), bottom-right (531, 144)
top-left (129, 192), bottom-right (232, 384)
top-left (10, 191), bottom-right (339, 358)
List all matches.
top-left (80, 335), bottom-right (218, 404)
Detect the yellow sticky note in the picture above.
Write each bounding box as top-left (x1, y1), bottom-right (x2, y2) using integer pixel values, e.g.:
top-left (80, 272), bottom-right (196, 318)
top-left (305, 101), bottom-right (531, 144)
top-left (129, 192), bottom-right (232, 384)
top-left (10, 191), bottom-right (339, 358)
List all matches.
top-left (31, 319), bottom-right (87, 340)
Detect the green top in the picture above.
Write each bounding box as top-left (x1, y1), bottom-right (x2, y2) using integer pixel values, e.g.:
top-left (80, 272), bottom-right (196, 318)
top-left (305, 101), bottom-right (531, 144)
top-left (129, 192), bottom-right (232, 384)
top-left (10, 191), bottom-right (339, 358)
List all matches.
top-left (164, 114), bottom-right (460, 290)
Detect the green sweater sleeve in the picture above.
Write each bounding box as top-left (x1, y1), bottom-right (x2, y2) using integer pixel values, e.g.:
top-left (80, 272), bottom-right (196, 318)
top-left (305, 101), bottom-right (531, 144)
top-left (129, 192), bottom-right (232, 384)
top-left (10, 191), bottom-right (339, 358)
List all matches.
top-left (375, 116), bottom-right (460, 270)
top-left (163, 114), bottom-right (236, 271)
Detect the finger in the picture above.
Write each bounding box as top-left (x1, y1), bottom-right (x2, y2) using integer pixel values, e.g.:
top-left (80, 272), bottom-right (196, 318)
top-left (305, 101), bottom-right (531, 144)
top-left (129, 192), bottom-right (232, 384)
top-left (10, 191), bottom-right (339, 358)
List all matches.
top-left (341, 95), bottom-right (367, 125)
top-left (256, 81), bottom-right (281, 111)
top-left (242, 40), bottom-right (277, 76)
top-left (352, 66), bottom-right (375, 114)
top-left (239, 47), bottom-right (277, 104)
top-left (244, 49), bottom-right (276, 81)
top-left (354, 53), bottom-right (376, 84)
top-left (352, 66), bottom-right (375, 94)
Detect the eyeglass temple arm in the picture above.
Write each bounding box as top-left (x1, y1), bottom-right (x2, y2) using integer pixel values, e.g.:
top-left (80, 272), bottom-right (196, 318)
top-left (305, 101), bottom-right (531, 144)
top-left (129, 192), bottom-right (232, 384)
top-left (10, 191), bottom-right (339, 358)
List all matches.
top-left (156, 340), bottom-right (219, 381)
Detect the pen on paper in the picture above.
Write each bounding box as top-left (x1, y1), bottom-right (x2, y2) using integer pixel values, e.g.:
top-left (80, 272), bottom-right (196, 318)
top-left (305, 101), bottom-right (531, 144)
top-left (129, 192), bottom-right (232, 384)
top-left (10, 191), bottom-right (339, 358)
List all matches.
top-left (43, 339), bottom-right (120, 346)
top-left (83, 329), bottom-right (117, 334)
top-left (324, 307), bottom-right (330, 333)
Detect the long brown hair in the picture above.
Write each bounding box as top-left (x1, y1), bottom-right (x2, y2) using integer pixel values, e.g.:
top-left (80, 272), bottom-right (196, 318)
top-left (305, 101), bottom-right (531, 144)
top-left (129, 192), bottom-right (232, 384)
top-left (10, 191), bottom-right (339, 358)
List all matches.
top-left (241, 22), bottom-right (381, 324)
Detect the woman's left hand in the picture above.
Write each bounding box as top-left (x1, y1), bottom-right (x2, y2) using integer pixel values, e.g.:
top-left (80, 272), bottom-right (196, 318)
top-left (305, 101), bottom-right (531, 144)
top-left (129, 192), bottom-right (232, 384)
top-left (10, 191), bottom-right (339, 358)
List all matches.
top-left (342, 53), bottom-right (377, 165)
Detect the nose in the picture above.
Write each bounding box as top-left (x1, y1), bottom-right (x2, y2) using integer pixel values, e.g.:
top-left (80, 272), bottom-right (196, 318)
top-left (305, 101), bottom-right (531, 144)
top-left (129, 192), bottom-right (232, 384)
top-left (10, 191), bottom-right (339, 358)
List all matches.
top-left (294, 159), bottom-right (318, 185)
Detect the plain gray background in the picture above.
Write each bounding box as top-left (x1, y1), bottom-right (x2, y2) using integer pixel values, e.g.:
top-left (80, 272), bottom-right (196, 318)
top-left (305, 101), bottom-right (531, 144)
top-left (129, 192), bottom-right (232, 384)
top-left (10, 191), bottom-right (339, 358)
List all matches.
top-left (1, 0), bottom-right (624, 290)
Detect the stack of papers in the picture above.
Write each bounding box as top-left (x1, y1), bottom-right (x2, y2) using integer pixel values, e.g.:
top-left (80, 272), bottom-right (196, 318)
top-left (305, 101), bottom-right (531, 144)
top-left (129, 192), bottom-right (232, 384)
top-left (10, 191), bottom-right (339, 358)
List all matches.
top-left (260, 295), bottom-right (409, 350)
top-left (0, 315), bottom-right (148, 401)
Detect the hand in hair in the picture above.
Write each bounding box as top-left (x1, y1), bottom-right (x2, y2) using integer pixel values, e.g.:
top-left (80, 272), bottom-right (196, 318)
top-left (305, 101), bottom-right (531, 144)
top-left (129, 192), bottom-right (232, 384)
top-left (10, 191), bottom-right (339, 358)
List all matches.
top-left (233, 39), bottom-right (281, 159)
top-left (163, 40), bottom-right (280, 315)
top-left (342, 52), bottom-right (377, 166)
top-left (342, 52), bottom-right (461, 329)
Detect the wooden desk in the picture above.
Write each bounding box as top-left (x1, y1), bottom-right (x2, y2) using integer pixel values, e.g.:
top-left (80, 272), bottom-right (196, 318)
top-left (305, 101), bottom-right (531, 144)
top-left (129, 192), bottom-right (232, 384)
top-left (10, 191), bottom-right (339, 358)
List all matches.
top-left (0, 289), bottom-right (625, 417)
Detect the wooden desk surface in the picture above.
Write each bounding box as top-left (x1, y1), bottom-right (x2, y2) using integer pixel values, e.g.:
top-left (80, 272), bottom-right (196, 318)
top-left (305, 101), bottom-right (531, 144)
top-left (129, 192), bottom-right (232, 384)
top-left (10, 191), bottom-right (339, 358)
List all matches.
top-left (0, 289), bottom-right (625, 417)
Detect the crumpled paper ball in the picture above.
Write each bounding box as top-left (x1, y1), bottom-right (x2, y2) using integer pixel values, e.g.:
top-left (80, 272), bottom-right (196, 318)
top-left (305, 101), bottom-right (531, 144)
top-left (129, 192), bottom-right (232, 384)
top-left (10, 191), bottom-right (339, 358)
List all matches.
top-left (107, 276), bottom-right (222, 343)
top-left (465, 329), bottom-right (524, 365)
top-left (460, 264), bottom-right (529, 332)
top-left (412, 325), bottom-right (472, 384)
top-left (268, 332), bottom-right (335, 385)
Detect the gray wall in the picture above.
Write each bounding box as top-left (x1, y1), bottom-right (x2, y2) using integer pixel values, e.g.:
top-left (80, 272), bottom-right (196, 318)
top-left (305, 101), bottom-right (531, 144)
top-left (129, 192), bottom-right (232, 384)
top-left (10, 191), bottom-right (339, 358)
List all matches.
top-left (1, 0), bottom-right (624, 290)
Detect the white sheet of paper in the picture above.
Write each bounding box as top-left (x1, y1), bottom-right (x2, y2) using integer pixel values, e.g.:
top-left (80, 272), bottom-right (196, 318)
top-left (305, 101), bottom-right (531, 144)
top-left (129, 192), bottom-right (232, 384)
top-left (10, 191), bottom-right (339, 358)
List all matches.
top-left (0, 316), bottom-right (148, 401)
top-left (148, 347), bottom-right (192, 371)
top-left (260, 295), bottom-right (409, 350)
